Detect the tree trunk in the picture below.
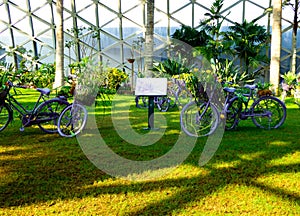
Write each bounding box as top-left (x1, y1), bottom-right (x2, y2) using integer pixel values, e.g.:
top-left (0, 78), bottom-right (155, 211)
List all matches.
top-left (290, 0), bottom-right (298, 75)
top-left (269, 0), bottom-right (282, 95)
top-left (144, 0), bottom-right (154, 78)
top-left (53, 0), bottom-right (64, 89)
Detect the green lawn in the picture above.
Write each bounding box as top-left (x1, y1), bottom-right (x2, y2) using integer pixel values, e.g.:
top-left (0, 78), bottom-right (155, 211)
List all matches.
top-left (0, 91), bottom-right (299, 215)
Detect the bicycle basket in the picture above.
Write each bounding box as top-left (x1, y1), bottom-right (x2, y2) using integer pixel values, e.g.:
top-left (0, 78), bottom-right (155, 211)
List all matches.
top-left (74, 84), bottom-right (97, 106)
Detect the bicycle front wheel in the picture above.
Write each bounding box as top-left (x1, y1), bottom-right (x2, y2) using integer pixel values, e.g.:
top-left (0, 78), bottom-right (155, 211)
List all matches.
top-left (180, 101), bottom-right (219, 137)
top-left (0, 103), bottom-right (12, 132)
top-left (36, 98), bottom-right (70, 133)
top-left (135, 96), bottom-right (148, 108)
top-left (224, 97), bottom-right (242, 130)
top-left (251, 96), bottom-right (287, 129)
top-left (57, 103), bottom-right (88, 137)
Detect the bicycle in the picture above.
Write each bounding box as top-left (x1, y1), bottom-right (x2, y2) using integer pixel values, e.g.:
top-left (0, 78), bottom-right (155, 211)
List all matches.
top-left (0, 80), bottom-right (70, 133)
top-left (57, 101), bottom-right (88, 138)
top-left (167, 78), bottom-right (193, 109)
top-left (135, 95), bottom-right (171, 112)
top-left (224, 84), bottom-right (286, 130)
top-left (180, 83), bottom-right (287, 137)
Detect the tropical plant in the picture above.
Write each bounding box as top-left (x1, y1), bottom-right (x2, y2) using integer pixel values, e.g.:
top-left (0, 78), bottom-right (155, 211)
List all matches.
top-left (152, 58), bottom-right (191, 77)
top-left (281, 71), bottom-right (297, 88)
top-left (103, 67), bottom-right (128, 91)
top-left (214, 59), bottom-right (254, 86)
top-left (193, 0), bottom-right (232, 68)
top-left (225, 18), bottom-right (271, 74)
top-left (171, 25), bottom-right (208, 47)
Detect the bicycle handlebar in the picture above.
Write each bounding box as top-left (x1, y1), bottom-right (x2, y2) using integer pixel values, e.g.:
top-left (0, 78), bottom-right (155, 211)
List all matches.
top-left (6, 81), bottom-right (29, 89)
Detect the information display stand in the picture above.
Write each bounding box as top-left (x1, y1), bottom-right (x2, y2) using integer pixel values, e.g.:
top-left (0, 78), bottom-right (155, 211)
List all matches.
top-left (135, 78), bottom-right (168, 130)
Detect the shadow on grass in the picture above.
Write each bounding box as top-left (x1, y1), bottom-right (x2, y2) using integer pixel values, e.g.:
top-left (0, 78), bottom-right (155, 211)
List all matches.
top-left (0, 103), bottom-right (299, 215)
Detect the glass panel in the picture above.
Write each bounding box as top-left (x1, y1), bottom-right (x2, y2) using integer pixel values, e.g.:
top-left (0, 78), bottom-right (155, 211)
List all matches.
top-left (98, 5), bottom-right (118, 27)
top-left (195, 0), bottom-right (214, 9)
top-left (77, 4), bottom-right (96, 26)
top-left (31, 16), bottom-right (52, 35)
top-left (30, 1), bottom-right (47, 11)
top-left (121, 0), bottom-right (141, 13)
top-left (102, 19), bottom-right (120, 38)
top-left (194, 5), bottom-right (209, 27)
top-left (0, 29), bottom-right (12, 47)
top-left (9, 5), bottom-right (27, 25)
top-left (244, 1), bottom-right (265, 22)
top-left (9, 0), bottom-right (27, 7)
top-left (169, 0), bottom-right (190, 13)
top-left (171, 4), bottom-right (193, 26)
top-left (33, 4), bottom-right (54, 24)
top-left (155, 0), bottom-right (167, 13)
top-left (154, 8), bottom-right (168, 27)
top-left (99, 0), bottom-right (119, 12)
top-left (123, 5), bottom-right (144, 27)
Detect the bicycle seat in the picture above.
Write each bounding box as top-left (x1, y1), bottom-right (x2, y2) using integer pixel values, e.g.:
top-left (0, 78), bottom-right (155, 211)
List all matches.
top-left (223, 87), bottom-right (236, 93)
top-left (36, 88), bottom-right (51, 96)
top-left (244, 84), bottom-right (257, 90)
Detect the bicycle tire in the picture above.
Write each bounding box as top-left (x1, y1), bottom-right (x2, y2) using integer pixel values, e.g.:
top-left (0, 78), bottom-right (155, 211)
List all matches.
top-left (251, 96), bottom-right (287, 129)
top-left (180, 101), bottom-right (219, 137)
top-left (156, 96), bottom-right (170, 112)
top-left (0, 103), bottom-right (12, 132)
top-left (135, 96), bottom-right (148, 108)
top-left (224, 97), bottom-right (242, 130)
top-left (57, 103), bottom-right (88, 137)
top-left (36, 98), bottom-right (70, 133)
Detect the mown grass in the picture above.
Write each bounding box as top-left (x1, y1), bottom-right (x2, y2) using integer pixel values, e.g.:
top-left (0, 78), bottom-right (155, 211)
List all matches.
top-left (0, 90), bottom-right (299, 215)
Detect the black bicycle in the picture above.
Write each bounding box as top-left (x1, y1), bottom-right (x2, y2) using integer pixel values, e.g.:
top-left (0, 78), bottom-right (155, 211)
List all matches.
top-left (0, 81), bottom-right (70, 133)
top-left (135, 95), bottom-right (171, 112)
top-left (180, 83), bottom-right (287, 137)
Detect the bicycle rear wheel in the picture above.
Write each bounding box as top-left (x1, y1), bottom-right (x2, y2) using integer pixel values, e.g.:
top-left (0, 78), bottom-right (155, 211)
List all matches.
top-left (36, 98), bottom-right (70, 133)
top-left (251, 96), bottom-right (286, 129)
top-left (57, 103), bottom-right (88, 137)
top-left (0, 103), bottom-right (12, 132)
top-left (156, 96), bottom-right (170, 112)
top-left (180, 101), bottom-right (219, 137)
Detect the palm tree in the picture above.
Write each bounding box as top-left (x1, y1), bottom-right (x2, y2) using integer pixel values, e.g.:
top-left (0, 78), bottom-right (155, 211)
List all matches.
top-left (53, 0), bottom-right (64, 89)
top-left (287, 0), bottom-right (299, 75)
top-left (270, 0), bottom-right (282, 95)
top-left (226, 19), bottom-right (270, 74)
top-left (144, 0), bottom-right (154, 77)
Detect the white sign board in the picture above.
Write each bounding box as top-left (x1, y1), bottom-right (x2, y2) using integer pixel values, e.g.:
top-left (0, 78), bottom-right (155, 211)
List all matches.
top-left (135, 78), bottom-right (168, 96)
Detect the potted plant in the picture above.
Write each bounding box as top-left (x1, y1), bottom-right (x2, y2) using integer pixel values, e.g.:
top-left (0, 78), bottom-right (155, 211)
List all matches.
top-left (127, 45), bottom-right (135, 63)
top-left (74, 61), bottom-right (108, 106)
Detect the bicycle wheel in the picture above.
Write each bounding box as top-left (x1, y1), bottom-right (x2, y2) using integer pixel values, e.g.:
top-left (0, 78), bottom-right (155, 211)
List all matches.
top-left (0, 103), bottom-right (12, 132)
top-left (57, 103), bottom-right (88, 137)
top-left (224, 97), bottom-right (242, 130)
top-left (180, 101), bottom-right (219, 137)
top-left (156, 96), bottom-right (170, 112)
top-left (251, 96), bottom-right (287, 129)
top-left (135, 96), bottom-right (148, 108)
top-left (36, 98), bottom-right (70, 133)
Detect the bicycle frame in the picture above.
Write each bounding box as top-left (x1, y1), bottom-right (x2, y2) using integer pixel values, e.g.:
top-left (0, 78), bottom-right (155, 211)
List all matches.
top-left (4, 85), bottom-right (52, 127)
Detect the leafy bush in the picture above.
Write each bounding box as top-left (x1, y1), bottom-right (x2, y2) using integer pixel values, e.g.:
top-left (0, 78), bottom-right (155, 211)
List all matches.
top-left (104, 67), bottom-right (128, 91)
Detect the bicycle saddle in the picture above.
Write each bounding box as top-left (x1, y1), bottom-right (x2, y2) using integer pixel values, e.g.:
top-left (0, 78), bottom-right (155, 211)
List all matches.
top-left (223, 87), bottom-right (236, 93)
top-left (244, 84), bottom-right (257, 90)
top-left (36, 88), bottom-right (51, 96)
